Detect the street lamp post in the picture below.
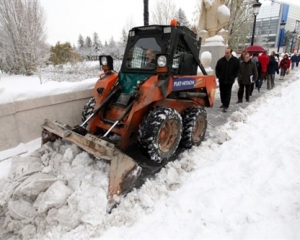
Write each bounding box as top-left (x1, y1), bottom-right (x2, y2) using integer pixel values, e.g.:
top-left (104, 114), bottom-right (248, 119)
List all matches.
top-left (277, 21), bottom-right (286, 53)
top-left (290, 30), bottom-right (297, 53)
top-left (251, 0), bottom-right (262, 46)
top-left (290, 20), bottom-right (300, 53)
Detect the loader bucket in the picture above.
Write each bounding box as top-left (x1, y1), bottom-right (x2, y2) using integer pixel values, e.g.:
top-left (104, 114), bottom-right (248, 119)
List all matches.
top-left (41, 119), bottom-right (142, 210)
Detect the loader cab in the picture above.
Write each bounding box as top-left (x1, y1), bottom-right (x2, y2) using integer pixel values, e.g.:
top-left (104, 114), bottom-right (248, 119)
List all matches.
top-left (112, 23), bottom-right (202, 102)
top-left (120, 24), bottom-right (200, 76)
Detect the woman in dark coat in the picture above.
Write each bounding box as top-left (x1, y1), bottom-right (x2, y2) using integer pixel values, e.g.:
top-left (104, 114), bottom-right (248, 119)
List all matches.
top-left (251, 53), bottom-right (262, 93)
top-left (237, 53), bottom-right (258, 103)
top-left (267, 51), bottom-right (279, 89)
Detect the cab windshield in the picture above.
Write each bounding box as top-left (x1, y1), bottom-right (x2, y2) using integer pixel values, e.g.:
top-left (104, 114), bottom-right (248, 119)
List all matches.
top-left (125, 37), bottom-right (161, 69)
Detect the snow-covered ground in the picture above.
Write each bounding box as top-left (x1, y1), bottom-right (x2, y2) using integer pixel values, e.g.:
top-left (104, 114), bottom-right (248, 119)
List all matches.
top-left (0, 67), bottom-right (300, 240)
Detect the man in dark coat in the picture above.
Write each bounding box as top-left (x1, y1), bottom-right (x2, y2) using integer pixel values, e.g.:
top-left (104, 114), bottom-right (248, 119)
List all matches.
top-left (215, 48), bottom-right (240, 112)
top-left (291, 53), bottom-right (298, 70)
top-left (267, 51), bottom-right (279, 89)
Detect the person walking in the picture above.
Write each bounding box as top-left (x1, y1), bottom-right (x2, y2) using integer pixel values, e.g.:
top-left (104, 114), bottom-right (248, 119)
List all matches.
top-left (267, 51), bottom-right (279, 89)
top-left (290, 53), bottom-right (298, 70)
top-left (215, 48), bottom-right (240, 112)
top-left (279, 54), bottom-right (291, 80)
top-left (258, 50), bottom-right (269, 82)
top-left (251, 53), bottom-right (262, 94)
top-left (296, 54), bottom-right (300, 67)
top-left (239, 50), bottom-right (248, 63)
top-left (237, 53), bottom-right (258, 103)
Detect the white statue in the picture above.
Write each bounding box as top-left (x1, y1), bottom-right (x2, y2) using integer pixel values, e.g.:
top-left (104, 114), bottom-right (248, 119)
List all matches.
top-left (199, 0), bottom-right (230, 37)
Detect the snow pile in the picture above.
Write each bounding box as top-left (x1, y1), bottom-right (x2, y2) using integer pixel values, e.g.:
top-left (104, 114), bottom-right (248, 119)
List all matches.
top-left (0, 140), bottom-right (110, 239)
top-left (0, 139), bottom-right (199, 239)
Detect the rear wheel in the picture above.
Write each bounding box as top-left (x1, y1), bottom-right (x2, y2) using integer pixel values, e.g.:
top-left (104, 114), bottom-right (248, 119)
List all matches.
top-left (138, 106), bottom-right (182, 163)
top-left (180, 107), bottom-right (207, 148)
top-left (82, 97), bottom-right (95, 125)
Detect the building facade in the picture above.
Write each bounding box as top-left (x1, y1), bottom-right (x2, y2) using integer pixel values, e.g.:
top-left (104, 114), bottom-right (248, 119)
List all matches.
top-left (251, 1), bottom-right (300, 53)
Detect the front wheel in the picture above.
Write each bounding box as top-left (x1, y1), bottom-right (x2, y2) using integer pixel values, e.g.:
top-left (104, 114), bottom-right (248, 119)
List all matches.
top-left (137, 106), bottom-right (182, 163)
top-left (81, 97), bottom-right (95, 126)
top-left (180, 107), bottom-right (207, 148)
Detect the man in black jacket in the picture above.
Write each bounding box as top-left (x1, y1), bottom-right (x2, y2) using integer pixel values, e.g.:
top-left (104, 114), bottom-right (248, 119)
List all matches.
top-left (215, 48), bottom-right (240, 112)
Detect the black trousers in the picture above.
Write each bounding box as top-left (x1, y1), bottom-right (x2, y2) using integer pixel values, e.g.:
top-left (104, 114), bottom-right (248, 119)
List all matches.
top-left (250, 82), bottom-right (255, 95)
top-left (238, 84), bottom-right (251, 101)
top-left (219, 83), bottom-right (233, 108)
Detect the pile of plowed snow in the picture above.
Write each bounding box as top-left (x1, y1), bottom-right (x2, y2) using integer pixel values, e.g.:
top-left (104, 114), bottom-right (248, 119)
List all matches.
top-left (0, 140), bottom-right (110, 239)
top-left (0, 136), bottom-right (196, 239)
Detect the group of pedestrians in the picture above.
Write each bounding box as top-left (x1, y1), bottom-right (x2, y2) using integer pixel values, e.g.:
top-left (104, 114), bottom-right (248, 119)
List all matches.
top-left (215, 48), bottom-right (297, 113)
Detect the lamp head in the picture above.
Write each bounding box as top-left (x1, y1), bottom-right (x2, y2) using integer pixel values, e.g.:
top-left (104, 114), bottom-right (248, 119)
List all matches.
top-left (253, 0), bottom-right (262, 16)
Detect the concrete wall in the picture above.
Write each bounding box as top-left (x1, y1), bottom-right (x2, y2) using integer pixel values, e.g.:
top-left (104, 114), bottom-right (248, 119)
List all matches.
top-left (0, 89), bottom-right (93, 152)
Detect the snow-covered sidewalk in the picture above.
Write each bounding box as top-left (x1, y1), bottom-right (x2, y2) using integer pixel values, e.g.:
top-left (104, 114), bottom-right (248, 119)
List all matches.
top-left (0, 68), bottom-right (300, 239)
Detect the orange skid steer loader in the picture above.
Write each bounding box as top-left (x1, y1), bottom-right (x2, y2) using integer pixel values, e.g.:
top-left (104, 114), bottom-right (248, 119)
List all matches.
top-left (42, 20), bottom-right (216, 210)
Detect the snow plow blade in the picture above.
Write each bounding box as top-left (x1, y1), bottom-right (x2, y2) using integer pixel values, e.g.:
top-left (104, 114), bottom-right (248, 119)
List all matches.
top-left (41, 119), bottom-right (142, 210)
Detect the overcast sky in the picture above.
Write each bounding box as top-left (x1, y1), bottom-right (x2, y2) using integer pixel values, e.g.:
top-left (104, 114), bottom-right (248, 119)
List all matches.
top-left (40, 0), bottom-right (198, 46)
top-left (40, 0), bottom-right (299, 47)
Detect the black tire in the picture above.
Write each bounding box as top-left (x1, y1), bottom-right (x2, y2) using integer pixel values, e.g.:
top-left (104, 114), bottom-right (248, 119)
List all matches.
top-left (180, 107), bottom-right (207, 148)
top-left (137, 106), bottom-right (182, 163)
top-left (82, 97), bottom-right (95, 125)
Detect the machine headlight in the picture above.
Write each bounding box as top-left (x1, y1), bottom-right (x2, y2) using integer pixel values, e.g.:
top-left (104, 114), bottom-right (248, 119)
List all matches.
top-left (157, 55), bottom-right (167, 67)
top-left (101, 56), bottom-right (108, 66)
top-left (99, 55), bottom-right (114, 72)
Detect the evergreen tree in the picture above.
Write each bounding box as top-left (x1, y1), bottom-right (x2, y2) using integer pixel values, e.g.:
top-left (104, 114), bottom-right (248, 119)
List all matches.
top-left (85, 36), bottom-right (92, 48)
top-left (121, 28), bottom-right (127, 45)
top-left (77, 34), bottom-right (84, 49)
top-left (93, 32), bottom-right (101, 53)
top-left (108, 37), bottom-right (116, 48)
top-left (175, 8), bottom-right (190, 28)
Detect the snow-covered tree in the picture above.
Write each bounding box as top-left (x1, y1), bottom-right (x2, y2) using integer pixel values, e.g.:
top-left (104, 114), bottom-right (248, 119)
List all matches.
top-left (190, 0), bottom-right (201, 33)
top-left (93, 32), bottom-right (102, 53)
top-left (107, 37), bottom-right (118, 58)
top-left (151, 0), bottom-right (176, 25)
top-left (77, 34), bottom-right (84, 49)
top-left (0, 0), bottom-right (49, 75)
top-left (108, 37), bottom-right (116, 48)
top-left (175, 8), bottom-right (190, 28)
top-left (224, 0), bottom-right (253, 49)
top-left (85, 36), bottom-right (92, 49)
top-left (121, 28), bottom-right (127, 45)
